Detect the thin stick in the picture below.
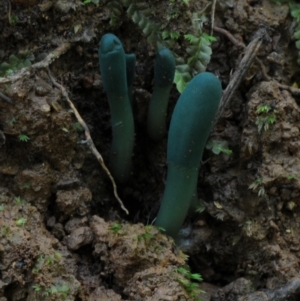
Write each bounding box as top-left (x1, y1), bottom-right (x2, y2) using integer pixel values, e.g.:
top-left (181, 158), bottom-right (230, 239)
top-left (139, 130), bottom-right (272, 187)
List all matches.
top-left (46, 68), bottom-right (129, 215)
top-left (213, 26), bottom-right (245, 48)
top-left (7, 0), bottom-right (12, 24)
top-left (0, 42), bottom-right (72, 84)
top-left (210, 0), bottom-right (217, 36)
top-left (214, 29), bottom-right (267, 126)
top-left (0, 91), bottom-right (13, 104)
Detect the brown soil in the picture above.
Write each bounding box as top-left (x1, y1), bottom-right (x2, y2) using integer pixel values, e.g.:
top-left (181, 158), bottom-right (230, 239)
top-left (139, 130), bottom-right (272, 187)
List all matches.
top-left (1, 0), bottom-right (300, 300)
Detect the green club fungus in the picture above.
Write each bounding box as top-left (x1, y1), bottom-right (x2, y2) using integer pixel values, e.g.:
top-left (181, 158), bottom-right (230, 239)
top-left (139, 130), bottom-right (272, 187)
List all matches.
top-left (147, 48), bottom-right (175, 141)
top-left (99, 33), bottom-right (135, 182)
top-left (155, 72), bottom-right (222, 239)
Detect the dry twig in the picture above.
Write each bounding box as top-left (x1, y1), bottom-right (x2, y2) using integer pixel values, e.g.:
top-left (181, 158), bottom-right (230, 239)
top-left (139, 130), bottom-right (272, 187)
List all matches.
top-left (0, 91), bottom-right (13, 104)
top-left (0, 42), bottom-right (72, 84)
top-left (213, 26), bottom-right (245, 48)
top-left (210, 0), bottom-right (218, 36)
top-left (46, 68), bottom-right (129, 215)
top-left (215, 28), bottom-right (267, 125)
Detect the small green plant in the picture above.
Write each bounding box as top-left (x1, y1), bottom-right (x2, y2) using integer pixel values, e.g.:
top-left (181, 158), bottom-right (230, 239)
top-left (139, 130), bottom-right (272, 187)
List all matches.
top-left (18, 133), bottom-right (30, 142)
top-left (249, 177), bottom-right (265, 197)
top-left (138, 225), bottom-right (156, 241)
top-left (9, 117), bottom-right (17, 125)
top-left (74, 122), bottom-right (84, 132)
top-left (256, 104), bottom-right (271, 114)
top-left (175, 267), bottom-right (204, 300)
top-left (138, 232), bottom-right (153, 241)
top-left (195, 203), bottom-right (206, 214)
top-left (122, 2), bottom-right (215, 93)
top-left (156, 226), bottom-right (166, 232)
top-left (32, 255), bottom-right (45, 273)
top-left (23, 183), bottom-right (31, 189)
top-left (109, 222), bottom-right (122, 234)
top-left (16, 217), bottom-right (27, 227)
top-left (47, 283), bottom-right (70, 299)
top-left (0, 204), bottom-right (4, 211)
top-left (33, 282), bottom-right (70, 300)
top-left (45, 252), bottom-right (62, 265)
top-left (0, 54), bottom-right (32, 77)
top-left (288, 174), bottom-right (296, 180)
top-left (32, 284), bottom-right (42, 292)
top-left (15, 196), bottom-right (24, 204)
top-left (54, 251), bottom-right (62, 261)
top-left (83, 0), bottom-right (99, 4)
top-left (206, 139), bottom-right (232, 155)
top-left (9, 15), bottom-right (19, 25)
top-left (255, 104), bottom-right (276, 133)
top-left (45, 256), bottom-right (55, 265)
top-left (1, 226), bottom-right (11, 236)
top-left (162, 31), bottom-right (180, 40)
top-left (15, 196), bottom-right (21, 203)
top-left (241, 220), bottom-right (254, 237)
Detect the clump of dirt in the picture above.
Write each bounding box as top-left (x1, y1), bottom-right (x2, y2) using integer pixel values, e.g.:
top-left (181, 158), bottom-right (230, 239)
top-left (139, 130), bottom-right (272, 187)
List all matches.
top-left (0, 187), bottom-right (80, 301)
top-left (91, 216), bottom-right (195, 300)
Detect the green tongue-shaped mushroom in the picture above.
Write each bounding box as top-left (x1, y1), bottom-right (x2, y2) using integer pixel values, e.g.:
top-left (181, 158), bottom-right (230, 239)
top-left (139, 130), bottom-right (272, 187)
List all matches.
top-left (147, 48), bottom-right (175, 141)
top-left (125, 53), bottom-right (136, 108)
top-left (155, 72), bottom-right (222, 239)
top-left (99, 33), bottom-right (135, 183)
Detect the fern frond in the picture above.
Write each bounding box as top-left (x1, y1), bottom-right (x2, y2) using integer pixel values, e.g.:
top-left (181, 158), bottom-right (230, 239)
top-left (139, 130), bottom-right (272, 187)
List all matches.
top-left (108, 0), bottom-right (124, 27)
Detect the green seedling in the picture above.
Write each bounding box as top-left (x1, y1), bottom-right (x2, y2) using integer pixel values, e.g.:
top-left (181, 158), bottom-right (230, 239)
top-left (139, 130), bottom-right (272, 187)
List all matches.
top-left (155, 72), bottom-right (222, 239)
top-left (138, 232), bottom-right (153, 241)
top-left (206, 139), bottom-right (232, 155)
top-left (162, 31), bottom-right (180, 40)
top-left (249, 177), bottom-right (265, 197)
top-left (0, 54), bottom-right (32, 77)
top-left (288, 174), bottom-right (296, 180)
top-left (45, 252), bottom-right (62, 265)
top-left (99, 33), bottom-right (135, 182)
top-left (175, 267), bottom-right (204, 301)
top-left (18, 133), bottom-right (30, 142)
top-left (32, 255), bottom-right (45, 273)
top-left (74, 122), bottom-right (83, 132)
top-left (9, 117), bottom-right (17, 125)
top-left (33, 282), bottom-right (70, 300)
top-left (14, 196), bottom-right (27, 206)
top-left (2, 226), bottom-right (11, 236)
top-left (45, 256), bottom-right (55, 265)
top-left (83, 0), bottom-right (99, 4)
top-left (109, 222), bottom-right (122, 234)
top-left (0, 204), bottom-right (4, 211)
top-left (9, 15), bottom-right (19, 25)
top-left (32, 284), bottom-right (42, 292)
top-left (54, 251), bottom-right (62, 261)
top-left (147, 48), bottom-right (176, 141)
top-left (255, 104), bottom-right (276, 133)
top-left (16, 217), bottom-right (27, 227)
top-left (15, 196), bottom-right (23, 204)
